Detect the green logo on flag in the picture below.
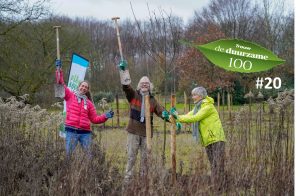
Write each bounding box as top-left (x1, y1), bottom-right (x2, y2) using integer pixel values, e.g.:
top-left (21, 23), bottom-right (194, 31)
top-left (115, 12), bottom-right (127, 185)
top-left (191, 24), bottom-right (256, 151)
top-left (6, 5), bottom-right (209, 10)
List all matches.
top-left (69, 75), bottom-right (80, 91)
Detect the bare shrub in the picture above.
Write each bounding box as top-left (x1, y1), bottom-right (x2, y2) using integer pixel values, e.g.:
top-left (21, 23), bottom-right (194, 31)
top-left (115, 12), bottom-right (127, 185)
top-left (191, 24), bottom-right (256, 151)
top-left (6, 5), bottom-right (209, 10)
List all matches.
top-left (121, 90), bottom-right (294, 195)
top-left (0, 95), bottom-right (121, 195)
top-left (0, 92), bottom-right (294, 195)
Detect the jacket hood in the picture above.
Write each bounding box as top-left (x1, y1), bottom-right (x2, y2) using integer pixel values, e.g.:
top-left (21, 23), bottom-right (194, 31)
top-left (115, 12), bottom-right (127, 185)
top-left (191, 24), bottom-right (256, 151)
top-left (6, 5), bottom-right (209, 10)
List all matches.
top-left (203, 96), bottom-right (214, 104)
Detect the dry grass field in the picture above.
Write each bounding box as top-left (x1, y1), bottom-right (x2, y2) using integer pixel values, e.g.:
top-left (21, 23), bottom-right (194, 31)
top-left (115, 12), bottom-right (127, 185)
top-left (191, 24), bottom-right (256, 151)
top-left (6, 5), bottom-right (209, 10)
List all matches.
top-left (0, 90), bottom-right (294, 195)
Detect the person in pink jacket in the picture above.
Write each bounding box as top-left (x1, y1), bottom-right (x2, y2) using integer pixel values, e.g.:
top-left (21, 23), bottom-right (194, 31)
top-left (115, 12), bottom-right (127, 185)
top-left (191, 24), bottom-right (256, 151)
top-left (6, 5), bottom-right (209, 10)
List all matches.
top-left (56, 68), bottom-right (114, 156)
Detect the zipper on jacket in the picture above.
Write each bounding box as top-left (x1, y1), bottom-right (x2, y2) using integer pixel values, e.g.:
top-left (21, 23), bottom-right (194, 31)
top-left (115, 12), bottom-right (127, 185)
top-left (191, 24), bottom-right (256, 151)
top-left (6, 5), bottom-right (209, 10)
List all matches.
top-left (78, 101), bottom-right (82, 125)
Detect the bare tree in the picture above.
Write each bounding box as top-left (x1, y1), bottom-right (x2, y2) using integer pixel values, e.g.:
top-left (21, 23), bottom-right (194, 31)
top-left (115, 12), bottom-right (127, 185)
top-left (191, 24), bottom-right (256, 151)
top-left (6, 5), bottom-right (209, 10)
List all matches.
top-left (189, 0), bottom-right (293, 93)
top-left (130, 3), bottom-right (184, 95)
top-left (0, 16), bottom-right (93, 103)
top-left (193, 0), bottom-right (258, 39)
top-left (0, 0), bottom-right (49, 36)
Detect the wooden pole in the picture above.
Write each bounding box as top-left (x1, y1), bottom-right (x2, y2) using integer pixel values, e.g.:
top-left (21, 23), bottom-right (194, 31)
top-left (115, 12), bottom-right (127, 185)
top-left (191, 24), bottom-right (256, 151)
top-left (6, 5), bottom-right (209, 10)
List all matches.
top-left (53, 25), bottom-right (62, 143)
top-left (231, 93), bottom-right (233, 120)
top-left (53, 26), bottom-right (61, 60)
top-left (162, 97), bottom-right (167, 166)
top-left (170, 94), bottom-right (177, 185)
top-left (157, 93), bottom-right (161, 104)
top-left (145, 95), bottom-right (151, 185)
top-left (53, 26), bottom-right (64, 99)
top-left (116, 94), bottom-right (120, 127)
top-left (111, 103), bottom-right (114, 127)
top-left (222, 90), bottom-right (225, 119)
top-left (111, 17), bottom-right (124, 61)
top-left (184, 91), bottom-right (187, 132)
top-left (217, 92), bottom-right (220, 114)
top-left (228, 92), bottom-right (231, 120)
top-left (145, 95), bottom-right (151, 151)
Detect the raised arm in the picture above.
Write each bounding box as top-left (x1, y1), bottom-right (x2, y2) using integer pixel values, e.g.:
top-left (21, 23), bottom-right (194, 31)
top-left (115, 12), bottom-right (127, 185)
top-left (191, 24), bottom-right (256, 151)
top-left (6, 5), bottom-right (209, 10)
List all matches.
top-left (122, 84), bottom-right (135, 102)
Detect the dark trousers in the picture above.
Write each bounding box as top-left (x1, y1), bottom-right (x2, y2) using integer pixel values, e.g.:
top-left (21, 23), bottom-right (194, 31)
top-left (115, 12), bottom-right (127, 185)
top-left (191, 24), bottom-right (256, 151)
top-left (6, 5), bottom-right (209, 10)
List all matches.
top-left (205, 141), bottom-right (225, 189)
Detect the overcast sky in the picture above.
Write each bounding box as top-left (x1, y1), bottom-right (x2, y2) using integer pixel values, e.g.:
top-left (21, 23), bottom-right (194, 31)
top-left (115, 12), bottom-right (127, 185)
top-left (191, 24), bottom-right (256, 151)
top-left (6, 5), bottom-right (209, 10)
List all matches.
top-left (47, 0), bottom-right (209, 23)
top-left (45, 0), bottom-right (294, 24)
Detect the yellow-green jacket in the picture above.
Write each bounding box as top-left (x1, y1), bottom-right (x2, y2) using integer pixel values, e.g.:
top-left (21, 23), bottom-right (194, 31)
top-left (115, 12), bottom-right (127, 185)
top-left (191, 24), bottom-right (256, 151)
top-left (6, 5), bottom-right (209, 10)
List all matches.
top-left (178, 96), bottom-right (226, 147)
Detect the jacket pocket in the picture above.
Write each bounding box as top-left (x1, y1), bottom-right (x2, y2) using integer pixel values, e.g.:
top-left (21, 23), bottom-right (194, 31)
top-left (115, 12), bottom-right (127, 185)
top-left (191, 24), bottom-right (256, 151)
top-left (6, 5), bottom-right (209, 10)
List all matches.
top-left (207, 129), bottom-right (215, 139)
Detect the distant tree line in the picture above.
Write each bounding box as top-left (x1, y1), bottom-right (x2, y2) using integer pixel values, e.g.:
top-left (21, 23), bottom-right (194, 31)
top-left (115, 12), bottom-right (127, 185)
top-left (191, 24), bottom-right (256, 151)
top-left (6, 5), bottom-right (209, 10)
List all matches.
top-left (0, 0), bottom-right (293, 106)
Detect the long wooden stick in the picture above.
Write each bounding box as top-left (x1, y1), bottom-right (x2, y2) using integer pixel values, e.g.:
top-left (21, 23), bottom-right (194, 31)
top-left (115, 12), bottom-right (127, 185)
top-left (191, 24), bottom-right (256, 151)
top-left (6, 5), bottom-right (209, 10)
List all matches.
top-left (184, 91), bottom-right (187, 131)
top-left (145, 95), bottom-right (151, 151)
top-left (145, 94), bottom-right (151, 185)
top-left (53, 26), bottom-right (61, 60)
top-left (170, 94), bottom-right (176, 185)
top-left (162, 97), bottom-right (167, 166)
top-left (116, 94), bottom-right (120, 128)
top-left (111, 17), bottom-right (124, 61)
top-left (228, 92), bottom-right (231, 120)
top-left (111, 16), bottom-right (131, 85)
top-left (217, 92), bottom-right (220, 114)
top-left (53, 25), bottom-right (62, 141)
top-left (53, 25), bottom-right (65, 99)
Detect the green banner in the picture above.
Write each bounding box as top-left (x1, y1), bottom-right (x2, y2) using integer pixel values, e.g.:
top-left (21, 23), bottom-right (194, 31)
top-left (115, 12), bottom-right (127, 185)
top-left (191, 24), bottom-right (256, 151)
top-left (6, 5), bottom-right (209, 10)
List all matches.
top-left (182, 39), bottom-right (285, 73)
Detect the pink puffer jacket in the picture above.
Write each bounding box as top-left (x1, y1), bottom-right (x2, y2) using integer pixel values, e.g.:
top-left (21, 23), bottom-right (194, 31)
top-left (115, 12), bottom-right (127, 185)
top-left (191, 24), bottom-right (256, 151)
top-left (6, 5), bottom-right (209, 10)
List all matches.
top-left (64, 85), bottom-right (107, 131)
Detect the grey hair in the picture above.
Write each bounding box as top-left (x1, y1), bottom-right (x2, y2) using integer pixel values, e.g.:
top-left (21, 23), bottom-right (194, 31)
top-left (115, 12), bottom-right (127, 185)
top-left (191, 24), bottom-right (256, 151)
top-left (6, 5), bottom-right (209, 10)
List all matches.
top-left (137, 76), bottom-right (154, 93)
top-left (191, 86), bottom-right (207, 98)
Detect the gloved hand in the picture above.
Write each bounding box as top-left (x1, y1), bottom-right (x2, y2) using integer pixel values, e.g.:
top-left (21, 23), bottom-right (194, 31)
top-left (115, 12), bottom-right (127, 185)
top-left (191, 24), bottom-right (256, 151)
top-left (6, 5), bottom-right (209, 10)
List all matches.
top-left (55, 68), bottom-right (64, 84)
top-left (105, 110), bottom-right (114, 119)
top-left (170, 107), bottom-right (179, 119)
top-left (162, 110), bottom-right (170, 121)
top-left (118, 60), bottom-right (128, 71)
top-left (55, 59), bottom-right (62, 68)
top-left (176, 122), bottom-right (182, 134)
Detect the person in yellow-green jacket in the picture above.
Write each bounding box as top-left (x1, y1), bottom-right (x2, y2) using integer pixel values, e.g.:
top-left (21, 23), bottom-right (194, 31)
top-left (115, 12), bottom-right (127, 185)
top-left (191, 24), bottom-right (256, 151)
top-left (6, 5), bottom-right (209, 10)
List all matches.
top-left (169, 86), bottom-right (226, 190)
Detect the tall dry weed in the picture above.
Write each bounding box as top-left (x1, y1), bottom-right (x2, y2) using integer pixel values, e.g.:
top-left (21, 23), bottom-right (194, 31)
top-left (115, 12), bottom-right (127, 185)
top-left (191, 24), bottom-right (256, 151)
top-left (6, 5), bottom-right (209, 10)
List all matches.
top-left (0, 96), bottom-right (121, 196)
top-left (0, 91), bottom-right (294, 195)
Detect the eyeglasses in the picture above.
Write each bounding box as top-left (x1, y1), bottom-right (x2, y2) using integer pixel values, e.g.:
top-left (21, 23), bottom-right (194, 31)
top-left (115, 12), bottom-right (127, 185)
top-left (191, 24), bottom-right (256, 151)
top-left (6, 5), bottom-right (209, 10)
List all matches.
top-left (140, 82), bottom-right (150, 87)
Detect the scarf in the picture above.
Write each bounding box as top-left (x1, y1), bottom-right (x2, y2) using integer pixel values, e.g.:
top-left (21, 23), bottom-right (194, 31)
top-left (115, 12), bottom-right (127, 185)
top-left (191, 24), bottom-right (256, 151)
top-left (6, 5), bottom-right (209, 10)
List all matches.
top-left (74, 91), bottom-right (88, 110)
top-left (140, 91), bottom-right (149, 123)
top-left (192, 99), bottom-right (203, 142)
